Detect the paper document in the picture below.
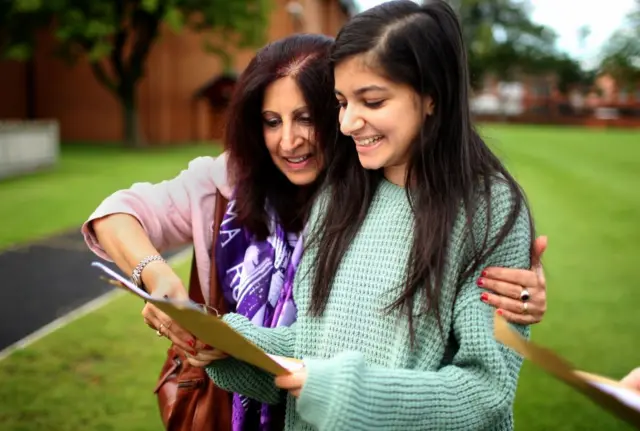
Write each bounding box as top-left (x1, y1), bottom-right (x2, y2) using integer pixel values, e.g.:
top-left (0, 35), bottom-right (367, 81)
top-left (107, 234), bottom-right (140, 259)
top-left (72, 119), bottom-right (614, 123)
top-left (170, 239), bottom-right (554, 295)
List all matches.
top-left (92, 261), bottom-right (300, 376)
top-left (590, 381), bottom-right (640, 412)
top-left (494, 313), bottom-right (640, 428)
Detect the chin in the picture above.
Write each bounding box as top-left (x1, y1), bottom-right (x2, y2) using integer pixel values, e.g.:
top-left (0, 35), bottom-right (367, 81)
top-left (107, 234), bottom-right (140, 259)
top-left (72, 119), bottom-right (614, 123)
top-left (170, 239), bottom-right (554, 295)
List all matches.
top-left (357, 154), bottom-right (384, 171)
top-left (284, 172), bottom-right (319, 186)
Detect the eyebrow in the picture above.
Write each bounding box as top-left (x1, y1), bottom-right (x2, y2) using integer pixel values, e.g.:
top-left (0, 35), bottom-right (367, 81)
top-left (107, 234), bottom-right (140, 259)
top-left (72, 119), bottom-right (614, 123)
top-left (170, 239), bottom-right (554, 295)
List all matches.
top-left (334, 85), bottom-right (389, 97)
top-left (261, 107), bottom-right (310, 117)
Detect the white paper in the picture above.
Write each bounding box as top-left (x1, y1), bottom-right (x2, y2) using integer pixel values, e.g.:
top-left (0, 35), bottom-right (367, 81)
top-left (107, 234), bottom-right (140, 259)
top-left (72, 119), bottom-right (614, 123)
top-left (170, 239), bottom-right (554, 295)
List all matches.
top-left (590, 381), bottom-right (640, 412)
top-left (267, 354), bottom-right (304, 372)
top-left (91, 261), bottom-right (201, 311)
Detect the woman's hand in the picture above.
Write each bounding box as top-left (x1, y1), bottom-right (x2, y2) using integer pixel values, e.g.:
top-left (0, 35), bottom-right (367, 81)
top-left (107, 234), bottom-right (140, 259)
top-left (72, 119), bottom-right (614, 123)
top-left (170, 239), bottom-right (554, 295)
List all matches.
top-left (141, 264), bottom-right (228, 365)
top-left (141, 265), bottom-right (197, 353)
top-left (479, 235), bottom-right (548, 325)
top-left (185, 339), bottom-right (229, 367)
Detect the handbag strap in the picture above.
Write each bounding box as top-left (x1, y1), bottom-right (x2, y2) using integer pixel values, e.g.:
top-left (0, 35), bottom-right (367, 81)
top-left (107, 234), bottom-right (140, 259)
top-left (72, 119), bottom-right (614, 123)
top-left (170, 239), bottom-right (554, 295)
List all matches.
top-left (187, 191), bottom-right (229, 310)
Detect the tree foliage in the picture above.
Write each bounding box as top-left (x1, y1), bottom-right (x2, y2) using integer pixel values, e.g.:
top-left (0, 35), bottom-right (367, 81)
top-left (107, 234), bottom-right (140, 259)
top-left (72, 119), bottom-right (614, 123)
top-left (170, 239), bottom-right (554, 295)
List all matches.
top-left (446, 0), bottom-right (589, 92)
top-left (599, 1), bottom-right (640, 90)
top-left (0, 0), bottom-right (270, 147)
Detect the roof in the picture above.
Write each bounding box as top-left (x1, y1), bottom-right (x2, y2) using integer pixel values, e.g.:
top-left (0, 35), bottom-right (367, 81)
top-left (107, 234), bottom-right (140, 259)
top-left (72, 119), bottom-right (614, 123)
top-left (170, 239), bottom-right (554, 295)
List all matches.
top-left (193, 72), bottom-right (238, 99)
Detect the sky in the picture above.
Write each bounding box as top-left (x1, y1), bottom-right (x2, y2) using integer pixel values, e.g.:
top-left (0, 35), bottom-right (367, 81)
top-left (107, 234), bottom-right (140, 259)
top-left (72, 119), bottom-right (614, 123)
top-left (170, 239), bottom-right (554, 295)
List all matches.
top-left (354, 0), bottom-right (636, 67)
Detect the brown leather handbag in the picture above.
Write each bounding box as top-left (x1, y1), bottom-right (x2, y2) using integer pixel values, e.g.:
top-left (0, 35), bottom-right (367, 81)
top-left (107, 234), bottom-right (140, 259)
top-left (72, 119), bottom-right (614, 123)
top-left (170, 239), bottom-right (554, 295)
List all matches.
top-left (153, 192), bottom-right (232, 431)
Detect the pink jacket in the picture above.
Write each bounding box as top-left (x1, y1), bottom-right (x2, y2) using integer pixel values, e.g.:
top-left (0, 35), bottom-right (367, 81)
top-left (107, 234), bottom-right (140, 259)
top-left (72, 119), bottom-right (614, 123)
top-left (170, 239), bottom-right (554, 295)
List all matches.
top-left (81, 153), bottom-right (232, 302)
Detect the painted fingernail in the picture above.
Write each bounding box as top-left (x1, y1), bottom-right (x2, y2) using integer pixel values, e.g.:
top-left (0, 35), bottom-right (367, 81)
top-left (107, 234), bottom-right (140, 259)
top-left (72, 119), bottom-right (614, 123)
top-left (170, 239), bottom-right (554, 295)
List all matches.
top-left (477, 278), bottom-right (484, 286)
top-left (497, 309), bottom-right (503, 316)
top-left (481, 270), bottom-right (488, 277)
top-left (481, 292), bottom-right (488, 302)
top-left (188, 339), bottom-right (195, 347)
top-left (204, 344), bottom-right (213, 349)
top-left (191, 350), bottom-right (197, 355)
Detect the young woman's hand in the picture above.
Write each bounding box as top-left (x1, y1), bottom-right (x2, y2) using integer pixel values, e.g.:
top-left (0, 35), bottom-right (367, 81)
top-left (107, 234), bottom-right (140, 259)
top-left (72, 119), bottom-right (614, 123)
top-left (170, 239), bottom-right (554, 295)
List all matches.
top-left (621, 368), bottom-right (640, 391)
top-left (275, 368), bottom-right (307, 398)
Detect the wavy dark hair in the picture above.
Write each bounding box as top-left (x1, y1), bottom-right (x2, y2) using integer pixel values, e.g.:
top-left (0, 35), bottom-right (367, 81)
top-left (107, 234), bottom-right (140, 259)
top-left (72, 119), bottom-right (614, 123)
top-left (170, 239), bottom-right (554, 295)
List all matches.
top-left (225, 34), bottom-right (338, 239)
top-left (308, 0), bottom-right (535, 337)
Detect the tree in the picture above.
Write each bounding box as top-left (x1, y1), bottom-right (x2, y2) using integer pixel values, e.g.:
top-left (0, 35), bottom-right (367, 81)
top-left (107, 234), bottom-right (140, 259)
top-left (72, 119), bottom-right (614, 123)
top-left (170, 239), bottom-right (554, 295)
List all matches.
top-left (599, 2), bottom-right (640, 91)
top-left (447, 0), bottom-right (559, 87)
top-left (0, 0), bottom-right (270, 147)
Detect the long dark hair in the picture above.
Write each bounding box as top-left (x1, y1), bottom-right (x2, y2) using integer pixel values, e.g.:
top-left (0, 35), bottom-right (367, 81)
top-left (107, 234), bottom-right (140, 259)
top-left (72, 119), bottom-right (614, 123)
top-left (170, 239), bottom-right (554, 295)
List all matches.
top-left (225, 34), bottom-right (338, 239)
top-left (309, 0), bottom-right (534, 338)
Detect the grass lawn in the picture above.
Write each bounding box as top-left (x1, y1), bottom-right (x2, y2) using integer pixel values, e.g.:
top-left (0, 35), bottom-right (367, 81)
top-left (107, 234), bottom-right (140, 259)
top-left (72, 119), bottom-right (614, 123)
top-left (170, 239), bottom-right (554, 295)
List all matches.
top-left (0, 260), bottom-right (192, 431)
top-left (0, 143), bottom-right (221, 250)
top-left (483, 125), bottom-right (639, 430)
top-left (0, 126), bottom-right (638, 430)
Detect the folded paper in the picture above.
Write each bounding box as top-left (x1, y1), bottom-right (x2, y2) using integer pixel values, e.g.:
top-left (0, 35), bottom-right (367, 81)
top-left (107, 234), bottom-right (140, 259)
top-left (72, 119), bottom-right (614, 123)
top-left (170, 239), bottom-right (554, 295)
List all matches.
top-left (93, 261), bottom-right (298, 376)
top-left (494, 313), bottom-right (640, 428)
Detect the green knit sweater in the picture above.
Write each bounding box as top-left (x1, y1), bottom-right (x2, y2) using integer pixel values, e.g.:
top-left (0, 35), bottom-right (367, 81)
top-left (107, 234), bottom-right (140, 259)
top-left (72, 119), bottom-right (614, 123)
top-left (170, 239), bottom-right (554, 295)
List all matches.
top-left (206, 179), bottom-right (532, 430)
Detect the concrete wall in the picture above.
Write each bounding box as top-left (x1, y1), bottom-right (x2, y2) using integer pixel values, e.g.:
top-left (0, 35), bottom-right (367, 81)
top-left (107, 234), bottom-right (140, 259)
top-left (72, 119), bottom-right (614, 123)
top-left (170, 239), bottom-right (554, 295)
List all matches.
top-left (0, 120), bottom-right (59, 180)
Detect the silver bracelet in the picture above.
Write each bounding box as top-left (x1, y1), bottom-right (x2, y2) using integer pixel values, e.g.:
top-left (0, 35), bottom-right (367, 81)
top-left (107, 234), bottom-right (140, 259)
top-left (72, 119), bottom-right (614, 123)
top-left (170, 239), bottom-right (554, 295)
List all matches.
top-left (131, 255), bottom-right (166, 287)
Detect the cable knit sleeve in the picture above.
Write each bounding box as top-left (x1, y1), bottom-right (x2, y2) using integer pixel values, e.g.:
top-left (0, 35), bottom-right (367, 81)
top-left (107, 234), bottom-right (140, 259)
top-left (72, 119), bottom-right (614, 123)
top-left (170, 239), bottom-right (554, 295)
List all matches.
top-left (205, 313), bottom-right (297, 404)
top-left (295, 181), bottom-right (532, 430)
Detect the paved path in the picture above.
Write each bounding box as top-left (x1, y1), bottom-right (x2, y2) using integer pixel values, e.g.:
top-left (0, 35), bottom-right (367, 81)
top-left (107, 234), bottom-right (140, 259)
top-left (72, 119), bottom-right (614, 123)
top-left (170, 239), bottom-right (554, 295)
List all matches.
top-left (0, 228), bottom-right (186, 352)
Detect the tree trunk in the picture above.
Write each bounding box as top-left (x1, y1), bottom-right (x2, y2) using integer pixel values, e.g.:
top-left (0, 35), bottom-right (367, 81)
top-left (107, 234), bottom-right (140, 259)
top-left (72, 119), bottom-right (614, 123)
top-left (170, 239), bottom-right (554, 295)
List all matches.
top-left (121, 88), bottom-right (145, 148)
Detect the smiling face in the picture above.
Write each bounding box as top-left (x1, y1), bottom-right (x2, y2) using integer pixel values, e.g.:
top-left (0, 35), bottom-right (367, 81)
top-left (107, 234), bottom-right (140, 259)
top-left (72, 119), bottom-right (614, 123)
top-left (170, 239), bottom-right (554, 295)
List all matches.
top-left (334, 55), bottom-right (432, 186)
top-left (262, 75), bottom-right (322, 186)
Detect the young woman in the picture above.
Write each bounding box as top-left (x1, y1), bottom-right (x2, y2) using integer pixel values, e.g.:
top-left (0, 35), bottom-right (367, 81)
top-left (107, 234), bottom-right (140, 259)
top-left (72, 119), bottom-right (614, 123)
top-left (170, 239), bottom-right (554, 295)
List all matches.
top-left (85, 31), bottom-right (545, 430)
top-left (200, 1), bottom-right (538, 429)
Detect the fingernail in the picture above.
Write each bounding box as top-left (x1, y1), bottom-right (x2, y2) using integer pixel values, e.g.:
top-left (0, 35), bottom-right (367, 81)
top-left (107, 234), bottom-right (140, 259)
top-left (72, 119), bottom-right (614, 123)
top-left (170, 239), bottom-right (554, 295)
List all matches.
top-left (481, 270), bottom-right (488, 277)
top-left (497, 309), bottom-right (503, 316)
top-left (188, 339), bottom-right (195, 347)
top-left (477, 278), bottom-right (484, 286)
top-left (480, 292), bottom-right (488, 302)
top-left (191, 350), bottom-right (197, 355)
top-left (204, 344), bottom-right (213, 349)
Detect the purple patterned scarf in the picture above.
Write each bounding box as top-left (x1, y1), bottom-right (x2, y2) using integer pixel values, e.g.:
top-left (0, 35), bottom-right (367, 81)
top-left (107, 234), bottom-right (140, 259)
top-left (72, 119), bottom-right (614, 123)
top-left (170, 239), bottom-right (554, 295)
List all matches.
top-left (215, 197), bottom-right (301, 431)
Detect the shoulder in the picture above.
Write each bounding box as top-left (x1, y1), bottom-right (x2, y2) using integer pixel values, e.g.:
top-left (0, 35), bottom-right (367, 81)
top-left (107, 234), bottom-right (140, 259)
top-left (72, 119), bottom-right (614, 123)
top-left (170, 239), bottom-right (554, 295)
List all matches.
top-left (471, 175), bottom-right (530, 235)
top-left (182, 152), bottom-right (232, 199)
top-left (450, 175), bottom-right (532, 265)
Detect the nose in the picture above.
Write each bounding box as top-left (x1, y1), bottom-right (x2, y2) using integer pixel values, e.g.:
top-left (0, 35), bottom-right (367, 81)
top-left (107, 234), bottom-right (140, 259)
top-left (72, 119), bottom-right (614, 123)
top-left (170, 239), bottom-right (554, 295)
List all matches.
top-left (280, 121), bottom-right (302, 152)
top-left (339, 105), bottom-right (364, 136)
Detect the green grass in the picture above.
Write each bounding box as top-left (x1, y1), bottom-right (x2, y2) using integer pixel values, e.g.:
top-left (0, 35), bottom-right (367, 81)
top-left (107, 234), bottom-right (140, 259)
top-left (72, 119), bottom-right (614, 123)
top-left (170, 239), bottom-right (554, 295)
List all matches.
top-left (0, 260), bottom-right (193, 431)
top-left (0, 126), bottom-right (638, 430)
top-left (0, 143), bottom-right (221, 250)
top-left (482, 125), bottom-right (639, 430)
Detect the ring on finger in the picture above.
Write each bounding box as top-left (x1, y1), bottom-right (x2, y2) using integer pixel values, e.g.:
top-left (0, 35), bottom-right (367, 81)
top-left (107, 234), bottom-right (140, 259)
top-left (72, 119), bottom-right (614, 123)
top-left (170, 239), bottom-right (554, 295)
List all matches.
top-left (156, 322), bottom-right (165, 337)
top-left (522, 302), bottom-right (528, 315)
top-left (520, 288), bottom-right (531, 302)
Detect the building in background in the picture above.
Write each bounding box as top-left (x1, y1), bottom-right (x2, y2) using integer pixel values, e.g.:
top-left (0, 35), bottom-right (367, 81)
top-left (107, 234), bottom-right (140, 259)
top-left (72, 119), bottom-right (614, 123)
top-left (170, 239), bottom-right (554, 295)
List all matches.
top-left (471, 72), bottom-right (640, 128)
top-left (0, 0), bottom-right (355, 144)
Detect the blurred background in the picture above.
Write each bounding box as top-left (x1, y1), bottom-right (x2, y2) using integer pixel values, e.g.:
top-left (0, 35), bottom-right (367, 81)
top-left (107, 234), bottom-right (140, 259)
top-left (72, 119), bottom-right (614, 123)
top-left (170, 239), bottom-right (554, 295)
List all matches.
top-left (0, 0), bottom-right (638, 429)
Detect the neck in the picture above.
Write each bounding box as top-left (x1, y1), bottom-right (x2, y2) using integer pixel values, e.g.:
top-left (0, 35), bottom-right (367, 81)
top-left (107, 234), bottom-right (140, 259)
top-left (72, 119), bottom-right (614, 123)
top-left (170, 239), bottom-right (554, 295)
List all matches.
top-left (383, 164), bottom-right (408, 187)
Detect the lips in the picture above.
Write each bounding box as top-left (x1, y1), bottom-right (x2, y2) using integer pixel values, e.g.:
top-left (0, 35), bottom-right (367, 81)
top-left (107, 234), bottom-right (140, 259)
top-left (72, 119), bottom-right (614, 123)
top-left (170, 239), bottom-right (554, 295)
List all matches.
top-left (284, 155), bottom-right (311, 163)
top-left (354, 135), bottom-right (383, 147)
top-left (282, 153), bottom-right (315, 171)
